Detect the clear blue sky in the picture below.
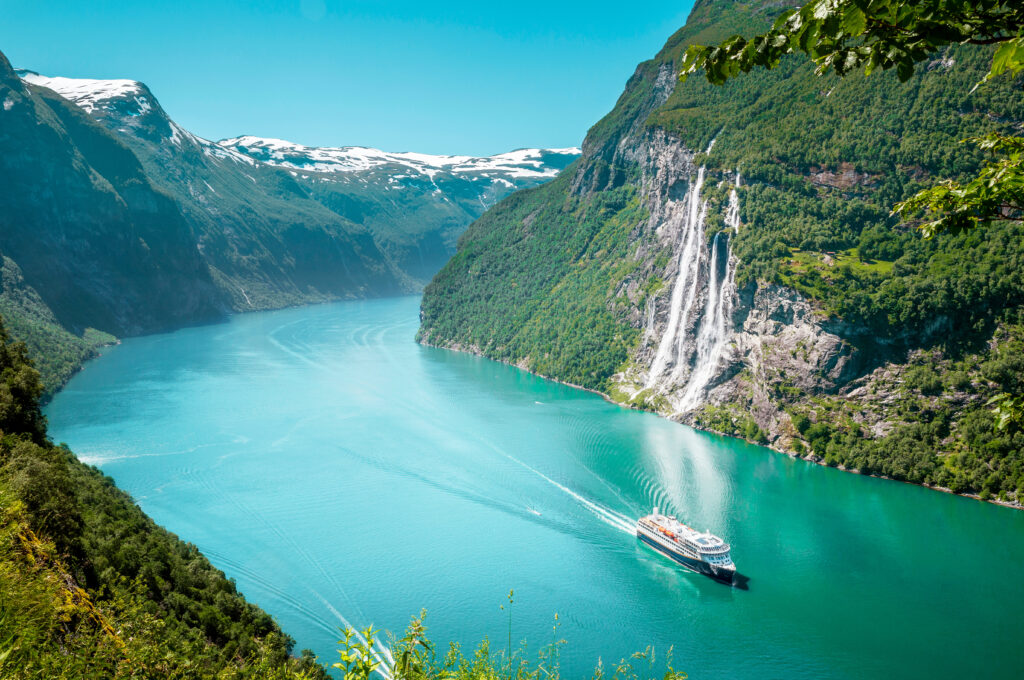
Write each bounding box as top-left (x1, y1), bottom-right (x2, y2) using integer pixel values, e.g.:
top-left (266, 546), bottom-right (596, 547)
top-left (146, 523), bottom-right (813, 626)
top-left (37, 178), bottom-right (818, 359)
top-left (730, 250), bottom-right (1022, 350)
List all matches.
top-left (0, 0), bottom-right (695, 155)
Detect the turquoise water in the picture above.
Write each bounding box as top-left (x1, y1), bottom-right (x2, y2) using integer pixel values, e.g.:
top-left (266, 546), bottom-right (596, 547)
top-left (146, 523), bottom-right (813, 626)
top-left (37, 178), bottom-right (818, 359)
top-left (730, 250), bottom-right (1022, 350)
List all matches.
top-left (46, 296), bottom-right (1024, 678)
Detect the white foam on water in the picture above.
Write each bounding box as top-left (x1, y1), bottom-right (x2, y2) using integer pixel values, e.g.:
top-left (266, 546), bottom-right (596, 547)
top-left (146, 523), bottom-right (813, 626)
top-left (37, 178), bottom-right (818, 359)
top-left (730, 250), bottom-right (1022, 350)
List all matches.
top-left (486, 444), bottom-right (635, 536)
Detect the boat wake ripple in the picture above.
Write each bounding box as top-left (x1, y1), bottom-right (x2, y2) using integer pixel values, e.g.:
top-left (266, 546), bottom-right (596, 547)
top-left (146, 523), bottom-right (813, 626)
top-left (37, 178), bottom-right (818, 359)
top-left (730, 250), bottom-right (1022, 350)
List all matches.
top-left (485, 444), bottom-right (636, 536)
top-left (201, 548), bottom-right (394, 678)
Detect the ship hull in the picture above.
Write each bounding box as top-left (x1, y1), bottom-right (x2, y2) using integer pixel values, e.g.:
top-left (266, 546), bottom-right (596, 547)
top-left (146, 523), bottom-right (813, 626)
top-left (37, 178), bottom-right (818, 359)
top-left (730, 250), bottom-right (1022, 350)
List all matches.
top-left (638, 532), bottom-right (735, 584)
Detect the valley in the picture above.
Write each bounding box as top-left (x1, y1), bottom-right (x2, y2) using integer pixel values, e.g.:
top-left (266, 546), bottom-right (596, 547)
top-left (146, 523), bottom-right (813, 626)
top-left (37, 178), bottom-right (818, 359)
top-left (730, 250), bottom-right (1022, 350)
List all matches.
top-left (1, 53), bottom-right (577, 393)
top-left (2, 0), bottom-right (1023, 677)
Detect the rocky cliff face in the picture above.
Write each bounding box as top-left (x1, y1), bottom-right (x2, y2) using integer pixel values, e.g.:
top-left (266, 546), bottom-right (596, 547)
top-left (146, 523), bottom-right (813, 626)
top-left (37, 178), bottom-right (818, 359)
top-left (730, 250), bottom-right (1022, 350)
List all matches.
top-left (581, 121), bottom-right (861, 450)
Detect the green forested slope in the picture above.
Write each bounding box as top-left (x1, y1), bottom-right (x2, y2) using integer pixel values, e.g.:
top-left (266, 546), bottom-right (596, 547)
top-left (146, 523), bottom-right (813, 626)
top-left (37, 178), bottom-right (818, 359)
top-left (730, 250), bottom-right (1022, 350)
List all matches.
top-left (419, 172), bottom-right (648, 389)
top-left (419, 0), bottom-right (1024, 502)
top-left (0, 317), bottom-right (327, 678)
top-left (0, 257), bottom-right (115, 395)
top-left (646, 3), bottom-right (1024, 339)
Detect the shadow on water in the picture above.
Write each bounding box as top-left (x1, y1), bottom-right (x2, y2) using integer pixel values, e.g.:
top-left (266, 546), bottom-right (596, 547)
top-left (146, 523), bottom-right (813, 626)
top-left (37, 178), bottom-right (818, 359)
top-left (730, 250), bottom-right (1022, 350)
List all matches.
top-left (731, 573), bottom-right (751, 591)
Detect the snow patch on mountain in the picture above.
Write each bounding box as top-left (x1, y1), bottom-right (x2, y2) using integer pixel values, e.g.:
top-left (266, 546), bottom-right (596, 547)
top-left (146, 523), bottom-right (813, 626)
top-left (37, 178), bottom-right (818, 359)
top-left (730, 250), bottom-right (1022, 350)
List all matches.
top-left (18, 71), bottom-right (144, 113)
top-left (15, 70), bottom-right (576, 177)
top-left (219, 135), bottom-right (580, 179)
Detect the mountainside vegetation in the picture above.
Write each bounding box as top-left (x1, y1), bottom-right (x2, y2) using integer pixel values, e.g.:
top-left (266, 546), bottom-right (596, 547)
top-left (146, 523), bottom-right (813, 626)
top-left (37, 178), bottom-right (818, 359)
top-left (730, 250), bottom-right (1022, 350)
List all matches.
top-left (217, 138), bottom-right (579, 286)
top-left (419, 0), bottom-right (1024, 504)
top-left (419, 171), bottom-right (648, 389)
top-left (0, 257), bottom-right (115, 394)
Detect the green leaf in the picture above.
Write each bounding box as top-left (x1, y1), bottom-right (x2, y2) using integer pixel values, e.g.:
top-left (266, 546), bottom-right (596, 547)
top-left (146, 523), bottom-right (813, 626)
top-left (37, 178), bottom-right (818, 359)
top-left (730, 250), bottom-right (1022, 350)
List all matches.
top-left (842, 6), bottom-right (867, 36)
top-left (987, 37), bottom-right (1024, 80)
top-left (896, 59), bottom-right (914, 82)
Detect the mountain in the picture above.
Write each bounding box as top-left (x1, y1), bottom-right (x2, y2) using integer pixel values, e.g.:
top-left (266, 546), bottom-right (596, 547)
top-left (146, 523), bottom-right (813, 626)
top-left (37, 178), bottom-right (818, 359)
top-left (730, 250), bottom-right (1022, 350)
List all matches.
top-left (17, 68), bottom-right (408, 311)
top-left (2, 55), bottom-right (577, 392)
top-left (218, 137), bottom-right (579, 283)
top-left (0, 51), bottom-right (227, 390)
top-left (18, 68), bottom-right (578, 287)
top-left (418, 0), bottom-right (1024, 504)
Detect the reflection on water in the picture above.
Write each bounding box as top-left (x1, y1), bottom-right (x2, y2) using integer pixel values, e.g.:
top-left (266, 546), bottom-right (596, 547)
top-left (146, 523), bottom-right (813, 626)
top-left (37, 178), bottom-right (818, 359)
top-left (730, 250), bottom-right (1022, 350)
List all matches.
top-left (47, 296), bottom-right (1024, 679)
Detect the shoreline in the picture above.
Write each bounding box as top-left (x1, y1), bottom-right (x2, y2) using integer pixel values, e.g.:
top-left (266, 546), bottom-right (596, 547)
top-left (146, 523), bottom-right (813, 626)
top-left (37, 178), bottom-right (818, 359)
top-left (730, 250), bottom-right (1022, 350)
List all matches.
top-left (419, 338), bottom-right (1022, 512)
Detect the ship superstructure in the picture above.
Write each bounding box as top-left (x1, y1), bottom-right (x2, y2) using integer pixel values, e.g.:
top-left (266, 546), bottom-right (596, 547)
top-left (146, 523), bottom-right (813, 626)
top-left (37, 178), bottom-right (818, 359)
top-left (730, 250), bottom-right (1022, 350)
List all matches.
top-left (636, 507), bottom-right (735, 583)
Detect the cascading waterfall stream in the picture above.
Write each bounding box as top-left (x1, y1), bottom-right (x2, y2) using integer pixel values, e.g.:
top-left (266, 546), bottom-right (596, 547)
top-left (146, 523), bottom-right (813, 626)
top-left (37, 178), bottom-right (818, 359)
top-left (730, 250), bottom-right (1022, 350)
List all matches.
top-left (645, 169), bottom-right (707, 387)
top-left (727, 172), bottom-right (741, 233)
top-left (678, 236), bottom-right (731, 410)
top-left (645, 159), bottom-right (741, 411)
top-left (645, 140), bottom-right (716, 389)
top-left (666, 197), bottom-right (710, 386)
top-left (678, 173), bottom-right (741, 411)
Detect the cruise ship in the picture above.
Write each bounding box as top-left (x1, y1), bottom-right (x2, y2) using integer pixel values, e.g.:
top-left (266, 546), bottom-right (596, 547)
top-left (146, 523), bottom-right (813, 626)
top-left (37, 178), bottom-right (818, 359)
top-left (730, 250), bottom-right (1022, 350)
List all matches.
top-left (636, 507), bottom-right (735, 584)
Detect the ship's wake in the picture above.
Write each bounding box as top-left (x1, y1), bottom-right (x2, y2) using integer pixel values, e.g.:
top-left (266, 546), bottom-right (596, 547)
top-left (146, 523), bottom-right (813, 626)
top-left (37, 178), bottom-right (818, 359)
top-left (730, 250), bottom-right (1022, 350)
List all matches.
top-left (201, 548), bottom-right (395, 676)
top-left (486, 444), bottom-right (636, 536)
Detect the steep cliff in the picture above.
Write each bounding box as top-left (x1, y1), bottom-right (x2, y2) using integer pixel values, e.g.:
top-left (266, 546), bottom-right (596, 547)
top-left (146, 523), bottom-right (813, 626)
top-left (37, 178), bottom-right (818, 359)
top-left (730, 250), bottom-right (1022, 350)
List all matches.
top-left (0, 52), bottom-right (227, 340)
top-left (420, 0), bottom-right (1024, 503)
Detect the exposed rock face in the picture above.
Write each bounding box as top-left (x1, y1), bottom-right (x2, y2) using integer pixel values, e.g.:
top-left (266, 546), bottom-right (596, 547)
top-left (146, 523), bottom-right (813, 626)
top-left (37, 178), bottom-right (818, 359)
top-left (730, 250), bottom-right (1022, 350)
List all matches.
top-left (808, 162), bottom-right (877, 190)
top-left (694, 282), bottom-right (864, 440)
top-left (604, 130), bottom-right (867, 445)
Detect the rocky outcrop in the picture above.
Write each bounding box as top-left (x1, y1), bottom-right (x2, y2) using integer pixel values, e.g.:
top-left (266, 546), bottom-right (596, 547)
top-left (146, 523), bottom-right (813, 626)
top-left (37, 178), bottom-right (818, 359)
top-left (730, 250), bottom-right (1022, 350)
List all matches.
top-left (686, 282), bottom-right (863, 439)
top-left (808, 162), bottom-right (877, 190)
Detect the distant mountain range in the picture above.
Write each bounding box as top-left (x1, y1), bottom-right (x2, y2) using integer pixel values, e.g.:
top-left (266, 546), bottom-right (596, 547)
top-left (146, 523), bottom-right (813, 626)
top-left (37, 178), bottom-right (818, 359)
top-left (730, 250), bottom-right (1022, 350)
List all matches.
top-left (0, 50), bottom-right (577, 390)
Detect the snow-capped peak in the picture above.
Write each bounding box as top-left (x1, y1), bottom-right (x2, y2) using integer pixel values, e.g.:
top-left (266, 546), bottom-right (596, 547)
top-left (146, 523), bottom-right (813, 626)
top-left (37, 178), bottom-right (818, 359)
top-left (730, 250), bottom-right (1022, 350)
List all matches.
top-left (218, 135), bottom-right (580, 179)
top-left (15, 68), bottom-right (579, 178)
top-left (17, 70), bottom-right (145, 113)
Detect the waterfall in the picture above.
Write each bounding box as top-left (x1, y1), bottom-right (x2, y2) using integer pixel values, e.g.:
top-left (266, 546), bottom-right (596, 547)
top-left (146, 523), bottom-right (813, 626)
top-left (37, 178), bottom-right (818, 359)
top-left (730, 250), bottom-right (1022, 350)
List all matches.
top-left (666, 197), bottom-right (711, 385)
top-left (645, 159), bottom-right (741, 411)
top-left (645, 164), bottom-right (710, 388)
top-left (726, 172), bottom-right (741, 233)
top-left (678, 231), bottom-right (735, 410)
top-left (677, 174), bottom-right (741, 410)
